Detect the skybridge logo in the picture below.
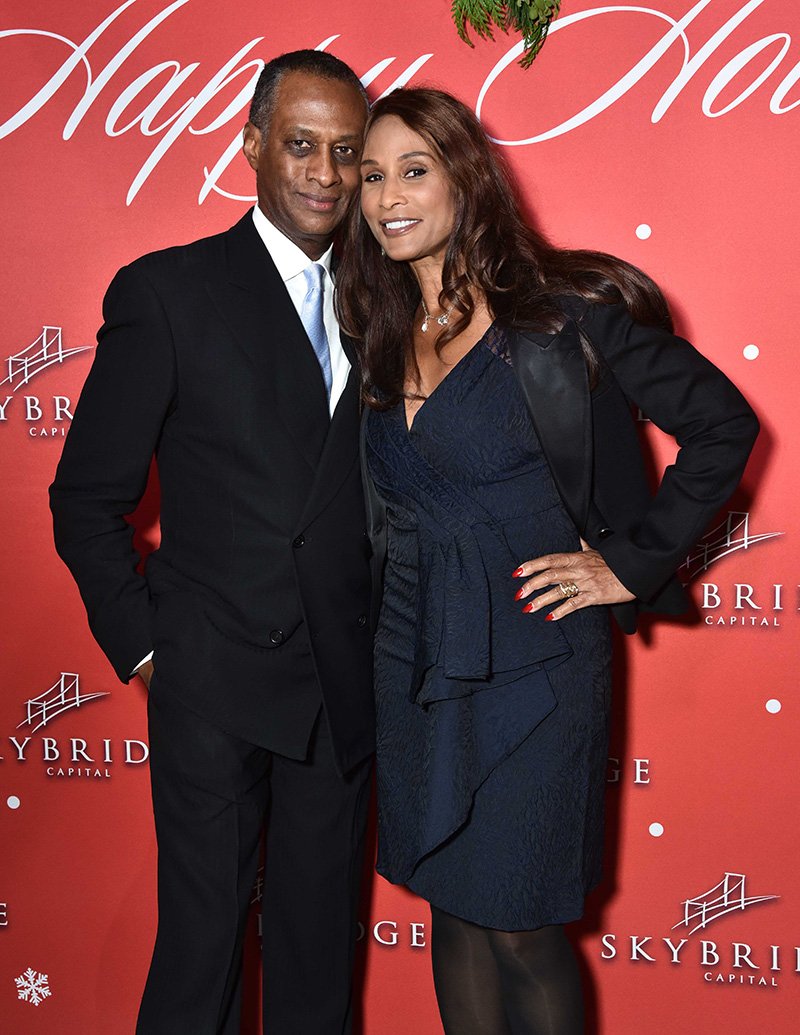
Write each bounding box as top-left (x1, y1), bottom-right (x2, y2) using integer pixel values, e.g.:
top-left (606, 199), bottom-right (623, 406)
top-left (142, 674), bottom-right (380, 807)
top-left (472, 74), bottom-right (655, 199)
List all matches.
top-left (599, 872), bottom-right (792, 990)
top-left (0, 326), bottom-right (92, 438)
top-left (18, 672), bottom-right (109, 734)
top-left (672, 873), bottom-right (779, 937)
top-left (684, 511), bottom-right (794, 630)
top-left (680, 512), bottom-right (782, 580)
top-left (2, 672), bottom-right (148, 779)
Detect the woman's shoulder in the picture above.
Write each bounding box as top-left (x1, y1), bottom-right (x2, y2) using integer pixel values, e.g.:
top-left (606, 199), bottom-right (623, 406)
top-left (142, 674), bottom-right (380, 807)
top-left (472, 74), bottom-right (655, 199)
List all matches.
top-left (551, 293), bottom-right (592, 323)
top-left (551, 293), bottom-right (631, 324)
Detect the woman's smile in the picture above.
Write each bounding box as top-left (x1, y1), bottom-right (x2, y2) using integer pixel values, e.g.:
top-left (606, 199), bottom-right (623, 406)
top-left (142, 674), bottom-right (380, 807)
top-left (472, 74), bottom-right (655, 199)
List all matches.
top-left (380, 217), bottom-right (422, 236)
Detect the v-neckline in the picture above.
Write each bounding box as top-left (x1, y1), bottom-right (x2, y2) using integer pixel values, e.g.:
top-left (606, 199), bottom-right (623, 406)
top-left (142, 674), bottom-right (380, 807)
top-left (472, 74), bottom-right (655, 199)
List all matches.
top-left (403, 326), bottom-right (493, 433)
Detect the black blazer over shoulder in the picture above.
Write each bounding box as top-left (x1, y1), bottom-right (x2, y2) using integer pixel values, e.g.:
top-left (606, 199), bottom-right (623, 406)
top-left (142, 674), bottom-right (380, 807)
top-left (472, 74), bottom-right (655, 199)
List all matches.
top-left (364, 298), bottom-right (759, 634)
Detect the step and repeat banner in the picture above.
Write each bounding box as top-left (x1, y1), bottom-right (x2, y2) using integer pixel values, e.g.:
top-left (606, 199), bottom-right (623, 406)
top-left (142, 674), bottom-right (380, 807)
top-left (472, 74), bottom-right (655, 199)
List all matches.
top-left (1, 1), bottom-right (797, 1031)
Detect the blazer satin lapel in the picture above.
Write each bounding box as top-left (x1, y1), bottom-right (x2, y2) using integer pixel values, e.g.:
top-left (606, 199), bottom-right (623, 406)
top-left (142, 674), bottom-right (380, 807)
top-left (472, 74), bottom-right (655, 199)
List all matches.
top-left (207, 213), bottom-right (330, 472)
top-left (508, 320), bottom-right (593, 534)
top-left (339, 331), bottom-right (359, 369)
top-left (298, 368), bottom-right (360, 528)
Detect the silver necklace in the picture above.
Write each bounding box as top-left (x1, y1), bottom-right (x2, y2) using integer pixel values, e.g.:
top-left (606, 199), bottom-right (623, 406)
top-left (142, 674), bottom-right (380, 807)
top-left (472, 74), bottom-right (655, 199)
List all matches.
top-left (420, 297), bottom-right (455, 333)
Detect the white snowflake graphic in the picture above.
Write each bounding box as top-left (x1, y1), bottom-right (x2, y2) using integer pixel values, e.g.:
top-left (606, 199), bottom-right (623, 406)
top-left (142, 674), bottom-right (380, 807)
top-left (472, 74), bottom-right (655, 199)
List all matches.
top-left (15, 967), bottom-right (51, 1006)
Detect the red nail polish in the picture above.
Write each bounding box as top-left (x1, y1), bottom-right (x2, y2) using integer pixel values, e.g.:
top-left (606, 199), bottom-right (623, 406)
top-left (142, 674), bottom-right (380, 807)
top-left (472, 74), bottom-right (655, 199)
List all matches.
top-left (545, 613), bottom-right (555, 622)
top-left (512, 567), bottom-right (524, 577)
top-left (514, 587), bottom-right (525, 601)
top-left (522, 602), bottom-right (534, 613)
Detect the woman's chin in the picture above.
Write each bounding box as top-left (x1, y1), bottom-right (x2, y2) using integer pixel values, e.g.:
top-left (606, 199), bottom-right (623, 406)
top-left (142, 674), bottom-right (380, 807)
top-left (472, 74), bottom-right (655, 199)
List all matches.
top-left (381, 241), bottom-right (418, 262)
top-left (383, 241), bottom-right (443, 266)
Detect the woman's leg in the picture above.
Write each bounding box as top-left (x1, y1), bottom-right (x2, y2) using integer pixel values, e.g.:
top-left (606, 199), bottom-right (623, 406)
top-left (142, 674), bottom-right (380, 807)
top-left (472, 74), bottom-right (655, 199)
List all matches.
top-left (430, 906), bottom-right (512, 1035)
top-left (487, 924), bottom-right (584, 1035)
top-left (430, 908), bottom-right (584, 1035)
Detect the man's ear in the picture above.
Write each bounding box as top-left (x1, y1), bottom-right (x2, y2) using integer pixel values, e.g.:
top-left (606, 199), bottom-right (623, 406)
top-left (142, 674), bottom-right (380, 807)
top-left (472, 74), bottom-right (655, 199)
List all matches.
top-left (242, 122), bottom-right (261, 171)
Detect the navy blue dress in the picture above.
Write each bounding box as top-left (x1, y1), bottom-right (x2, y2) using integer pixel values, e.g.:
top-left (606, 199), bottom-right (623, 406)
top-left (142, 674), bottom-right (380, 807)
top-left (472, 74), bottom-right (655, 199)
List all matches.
top-left (365, 325), bottom-right (613, 931)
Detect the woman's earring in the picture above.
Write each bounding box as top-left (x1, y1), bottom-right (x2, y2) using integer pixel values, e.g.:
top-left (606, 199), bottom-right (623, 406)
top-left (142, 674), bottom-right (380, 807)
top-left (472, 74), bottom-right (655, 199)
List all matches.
top-left (380, 246), bottom-right (386, 257)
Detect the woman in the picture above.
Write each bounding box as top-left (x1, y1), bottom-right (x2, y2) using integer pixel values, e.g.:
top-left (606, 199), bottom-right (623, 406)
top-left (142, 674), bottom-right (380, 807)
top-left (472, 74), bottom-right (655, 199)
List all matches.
top-left (336, 88), bottom-right (758, 1034)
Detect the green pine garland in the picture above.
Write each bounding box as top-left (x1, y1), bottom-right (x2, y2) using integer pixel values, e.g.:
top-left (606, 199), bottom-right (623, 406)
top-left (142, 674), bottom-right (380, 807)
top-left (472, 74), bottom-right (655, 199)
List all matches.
top-left (451, 0), bottom-right (562, 67)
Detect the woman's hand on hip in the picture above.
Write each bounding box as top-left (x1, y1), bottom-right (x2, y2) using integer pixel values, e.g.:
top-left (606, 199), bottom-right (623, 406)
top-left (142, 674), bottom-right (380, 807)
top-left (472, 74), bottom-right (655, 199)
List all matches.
top-left (513, 539), bottom-right (635, 621)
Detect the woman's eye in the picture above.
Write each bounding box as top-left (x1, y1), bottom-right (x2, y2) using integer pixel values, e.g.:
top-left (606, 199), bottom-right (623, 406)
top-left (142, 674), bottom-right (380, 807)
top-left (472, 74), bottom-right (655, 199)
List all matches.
top-left (405, 166), bottom-right (427, 178)
top-left (363, 172), bottom-right (383, 183)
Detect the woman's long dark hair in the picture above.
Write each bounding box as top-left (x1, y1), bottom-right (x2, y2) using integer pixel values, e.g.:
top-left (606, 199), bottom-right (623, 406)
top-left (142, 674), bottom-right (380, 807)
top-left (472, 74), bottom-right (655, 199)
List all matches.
top-left (335, 87), bottom-right (672, 409)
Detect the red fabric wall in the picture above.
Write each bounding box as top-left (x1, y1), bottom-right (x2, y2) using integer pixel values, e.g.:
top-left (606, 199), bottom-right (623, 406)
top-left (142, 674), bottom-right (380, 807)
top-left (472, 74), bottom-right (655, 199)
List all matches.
top-left (1, 1), bottom-right (797, 1031)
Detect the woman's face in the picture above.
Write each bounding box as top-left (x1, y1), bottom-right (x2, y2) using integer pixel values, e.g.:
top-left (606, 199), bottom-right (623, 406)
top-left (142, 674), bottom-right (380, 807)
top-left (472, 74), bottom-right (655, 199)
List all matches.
top-left (360, 115), bottom-right (456, 268)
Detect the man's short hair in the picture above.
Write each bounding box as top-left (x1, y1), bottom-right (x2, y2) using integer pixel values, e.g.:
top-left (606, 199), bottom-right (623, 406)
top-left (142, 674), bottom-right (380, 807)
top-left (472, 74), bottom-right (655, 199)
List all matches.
top-left (248, 50), bottom-right (368, 133)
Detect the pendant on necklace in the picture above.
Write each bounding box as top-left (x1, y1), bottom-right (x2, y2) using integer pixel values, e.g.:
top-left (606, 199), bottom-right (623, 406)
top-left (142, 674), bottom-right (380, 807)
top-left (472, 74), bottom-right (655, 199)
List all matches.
top-left (421, 301), bottom-right (453, 332)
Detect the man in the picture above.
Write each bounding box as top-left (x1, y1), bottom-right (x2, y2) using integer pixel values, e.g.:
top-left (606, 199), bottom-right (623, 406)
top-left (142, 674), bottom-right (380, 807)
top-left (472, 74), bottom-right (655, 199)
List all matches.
top-left (50, 51), bottom-right (375, 1035)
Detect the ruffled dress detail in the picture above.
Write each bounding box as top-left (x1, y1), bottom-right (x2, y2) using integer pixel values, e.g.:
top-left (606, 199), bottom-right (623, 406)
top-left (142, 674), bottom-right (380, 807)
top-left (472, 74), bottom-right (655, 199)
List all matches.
top-left (366, 325), bottom-right (612, 930)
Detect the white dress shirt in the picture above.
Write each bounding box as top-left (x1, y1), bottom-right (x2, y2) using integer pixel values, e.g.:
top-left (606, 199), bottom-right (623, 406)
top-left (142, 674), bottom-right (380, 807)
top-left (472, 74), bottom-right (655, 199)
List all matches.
top-left (133, 208), bottom-right (351, 675)
top-left (251, 205), bottom-right (350, 416)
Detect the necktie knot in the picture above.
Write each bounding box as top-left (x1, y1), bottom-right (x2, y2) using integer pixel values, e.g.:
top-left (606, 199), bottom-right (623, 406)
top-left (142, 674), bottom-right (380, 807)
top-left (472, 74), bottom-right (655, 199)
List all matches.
top-left (300, 263), bottom-right (332, 403)
top-left (303, 262), bottom-right (326, 296)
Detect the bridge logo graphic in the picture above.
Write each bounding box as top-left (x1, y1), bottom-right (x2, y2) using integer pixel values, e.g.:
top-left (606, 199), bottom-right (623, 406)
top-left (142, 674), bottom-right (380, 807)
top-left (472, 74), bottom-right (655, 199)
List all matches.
top-left (673, 873), bottom-right (779, 936)
top-left (18, 673), bottom-right (110, 734)
top-left (1, 326), bottom-right (91, 392)
top-left (680, 512), bottom-right (783, 578)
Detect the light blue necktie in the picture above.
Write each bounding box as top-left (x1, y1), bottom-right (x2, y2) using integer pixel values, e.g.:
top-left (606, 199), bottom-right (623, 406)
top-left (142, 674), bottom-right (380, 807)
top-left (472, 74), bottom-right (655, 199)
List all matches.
top-left (300, 263), bottom-right (333, 402)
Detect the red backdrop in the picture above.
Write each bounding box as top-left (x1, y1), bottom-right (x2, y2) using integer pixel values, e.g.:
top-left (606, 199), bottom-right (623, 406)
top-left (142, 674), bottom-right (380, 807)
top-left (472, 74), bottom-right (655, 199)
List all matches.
top-left (1, 1), bottom-right (798, 1031)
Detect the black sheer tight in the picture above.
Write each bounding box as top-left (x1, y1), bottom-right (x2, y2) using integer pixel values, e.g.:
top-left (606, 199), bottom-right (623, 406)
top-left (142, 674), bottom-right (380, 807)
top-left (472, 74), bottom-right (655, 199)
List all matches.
top-left (430, 906), bottom-right (584, 1035)
top-left (430, 905), bottom-right (511, 1034)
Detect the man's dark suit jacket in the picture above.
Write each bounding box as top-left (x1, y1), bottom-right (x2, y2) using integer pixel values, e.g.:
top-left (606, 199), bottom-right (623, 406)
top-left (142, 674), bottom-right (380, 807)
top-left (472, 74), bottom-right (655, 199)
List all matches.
top-left (50, 211), bottom-right (375, 774)
top-left (363, 299), bottom-right (759, 633)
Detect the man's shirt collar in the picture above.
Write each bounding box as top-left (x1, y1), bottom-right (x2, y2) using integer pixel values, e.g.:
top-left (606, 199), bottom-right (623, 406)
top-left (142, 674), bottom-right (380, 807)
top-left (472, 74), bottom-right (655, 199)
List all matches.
top-left (252, 205), bottom-right (333, 282)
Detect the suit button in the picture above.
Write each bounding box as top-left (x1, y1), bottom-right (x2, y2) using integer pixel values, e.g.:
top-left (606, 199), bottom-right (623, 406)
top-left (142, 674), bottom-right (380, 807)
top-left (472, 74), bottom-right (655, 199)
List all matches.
top-left (269, 629), bottom-right (284, 645)
top-left (357, 614), bottom-right (367, 627)
top-left (292, 534), bottom-right (305, 548)
top-left (597, 527), bottom-right (614, 540)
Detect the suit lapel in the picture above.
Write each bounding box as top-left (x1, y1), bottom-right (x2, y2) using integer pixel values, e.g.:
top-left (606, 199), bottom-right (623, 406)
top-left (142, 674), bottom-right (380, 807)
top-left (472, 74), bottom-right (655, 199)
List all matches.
top-left (206, 212), bottom-right (330, 472)
top-left (298, 367), bottom-right (360, 528)
top-left (339, 331), bottom-right (359, 369)
top-left (508, 320), bottom-right (592, 534)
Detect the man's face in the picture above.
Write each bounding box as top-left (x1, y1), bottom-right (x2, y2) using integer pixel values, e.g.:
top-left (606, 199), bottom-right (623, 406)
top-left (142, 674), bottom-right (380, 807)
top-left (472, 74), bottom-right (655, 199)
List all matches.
top-left (243, 72), bottom-right (367, 259)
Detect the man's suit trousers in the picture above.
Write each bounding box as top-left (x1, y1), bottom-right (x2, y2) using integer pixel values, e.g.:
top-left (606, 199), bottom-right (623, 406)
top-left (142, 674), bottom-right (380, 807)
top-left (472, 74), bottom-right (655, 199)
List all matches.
top-left (136, 679), bottom-right (372, 1035)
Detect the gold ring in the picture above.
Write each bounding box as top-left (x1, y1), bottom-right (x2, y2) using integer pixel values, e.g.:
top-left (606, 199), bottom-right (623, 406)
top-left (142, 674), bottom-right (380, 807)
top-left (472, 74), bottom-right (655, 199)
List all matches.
top-left (559, 581), bottom-right (580, 599)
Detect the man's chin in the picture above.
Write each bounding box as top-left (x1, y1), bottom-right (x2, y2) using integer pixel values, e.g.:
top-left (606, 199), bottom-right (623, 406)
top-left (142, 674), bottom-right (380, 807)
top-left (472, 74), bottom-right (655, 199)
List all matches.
top-left (298, 213), bottom-right (344, 237)
top-left (288, 218), bottom-right (345, 255)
